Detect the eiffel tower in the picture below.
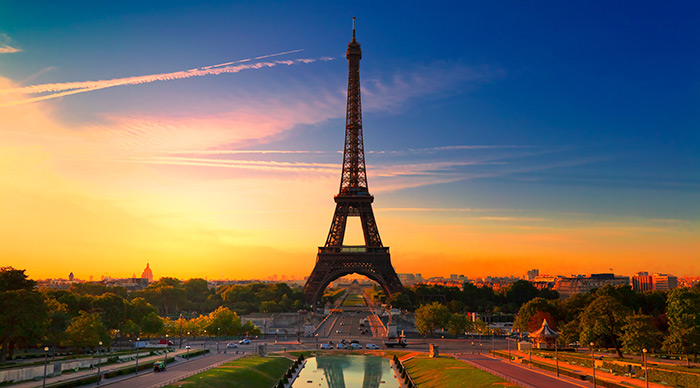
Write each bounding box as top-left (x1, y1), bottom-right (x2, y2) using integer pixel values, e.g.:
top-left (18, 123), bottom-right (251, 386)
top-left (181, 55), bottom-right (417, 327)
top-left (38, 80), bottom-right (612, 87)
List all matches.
top-left (303, 18), bottom-right (403, 305)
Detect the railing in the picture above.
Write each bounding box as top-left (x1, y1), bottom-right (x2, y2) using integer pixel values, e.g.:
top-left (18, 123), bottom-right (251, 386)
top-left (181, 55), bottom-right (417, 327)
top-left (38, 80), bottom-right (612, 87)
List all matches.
top-left (318, 246), bottom-right (389, 254)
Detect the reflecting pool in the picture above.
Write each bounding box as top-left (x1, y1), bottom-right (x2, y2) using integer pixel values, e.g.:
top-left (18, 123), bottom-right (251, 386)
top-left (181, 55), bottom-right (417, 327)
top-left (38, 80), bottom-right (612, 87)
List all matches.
top-left (291, 355), bottom-right (400, 388)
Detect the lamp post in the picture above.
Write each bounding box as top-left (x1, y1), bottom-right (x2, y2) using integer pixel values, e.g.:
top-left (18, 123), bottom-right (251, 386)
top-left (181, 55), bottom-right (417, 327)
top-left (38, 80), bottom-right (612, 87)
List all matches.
top-left (42, 346), bottom-right (49, 388)
top-left (643, 348), bottom-right (649, 388)
top-left (590, 342), bottom-right (596, 388)
top-left (529, 347), bottom-right (532, 369)
top-left (491, 329), bottom-right (495, 353)
top-left (479, 343), bottom-right (482, 354)
top-left (164, 334), bottom-right (169, 366)
top-left (97, 341), bottom-right (103, 385)
top-left (186, 345), bottom-right (191, 361)
top-left (507, 338), bottom-right (511, 362)
top-left (217, 327), bottom-right (220, 353)
top-left (555, 341), bottom-right (559, 377)
top-left (135, 337), bottom-right (140, 375)
top-left (203, 330), bottom-right (207, 349)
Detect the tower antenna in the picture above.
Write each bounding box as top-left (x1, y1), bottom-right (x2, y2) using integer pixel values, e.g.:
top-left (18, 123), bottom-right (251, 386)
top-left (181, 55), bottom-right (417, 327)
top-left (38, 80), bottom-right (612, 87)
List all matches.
top-left (352, 17), bottom-right (356, 40)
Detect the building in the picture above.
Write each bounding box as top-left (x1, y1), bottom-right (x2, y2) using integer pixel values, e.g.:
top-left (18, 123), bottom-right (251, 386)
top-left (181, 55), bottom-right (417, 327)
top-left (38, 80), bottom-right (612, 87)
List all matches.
top-left (652, 273), bottom-right (678, 291)
top-left (555, 273), bottom-right (630, 299)
top-left (141, 263), bottom-right (153, 283)
top-left (632, 272), bottom-right (653, 292)
top-left (527, 269), bottom-right (539, 281)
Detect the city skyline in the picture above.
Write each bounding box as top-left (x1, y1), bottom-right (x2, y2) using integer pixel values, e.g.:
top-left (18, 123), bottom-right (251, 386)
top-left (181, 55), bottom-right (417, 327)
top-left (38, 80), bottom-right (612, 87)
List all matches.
top-left (1, 2), bottom-right (698, 280)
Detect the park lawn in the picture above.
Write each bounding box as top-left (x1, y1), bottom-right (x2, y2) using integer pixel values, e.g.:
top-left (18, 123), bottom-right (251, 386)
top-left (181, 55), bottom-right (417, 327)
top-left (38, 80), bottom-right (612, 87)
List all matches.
top-left (341, 293), bottom-right (366, 307)
top-left (403, 356), bottom-right (522, 388)
top-left (165, 355), bottom-right (292, 388)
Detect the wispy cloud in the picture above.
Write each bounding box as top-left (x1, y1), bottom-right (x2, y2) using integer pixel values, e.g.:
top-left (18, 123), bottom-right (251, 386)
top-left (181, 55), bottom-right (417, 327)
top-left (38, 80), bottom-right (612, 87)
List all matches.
top-left (113, 155), bottom-right (339, 173)
top-left (0, 33), bottom-right (21, 54)
top-left (0, 50), bottom-right (326, 107)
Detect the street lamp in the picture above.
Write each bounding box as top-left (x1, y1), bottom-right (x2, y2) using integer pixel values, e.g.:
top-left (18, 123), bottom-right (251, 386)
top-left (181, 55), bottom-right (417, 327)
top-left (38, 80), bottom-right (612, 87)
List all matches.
top-left (590, 342), bottom-right (596, 388)
top-left (555, 341), bottom-right (559, 377)
top-left (186, 345), bottom-right (191, 361)
top-left (97, 341), bottom-right (103, 385)
top-left (42, 347), bottom-right (49, 388)
top-left (135, 337), bottom-right (140, 375)
top-left (165, 334), bottom-right (169, 366)
top-left (643, 348), bottom-right (649, 388)
top-left (507, 337), bottom-right (511, 362)
top-left (217, 327), bottom-right (220, 353)
top-left (203, 330), bottom-right (207, 349)
top-left (491, 329), bottom-right (495, 353)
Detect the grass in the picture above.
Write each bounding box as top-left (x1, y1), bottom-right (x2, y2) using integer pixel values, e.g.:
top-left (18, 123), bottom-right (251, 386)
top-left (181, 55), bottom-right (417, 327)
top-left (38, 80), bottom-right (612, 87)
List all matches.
top-left (341, 293), bottom-right (367, 307)
top-left (164, 355), bottom-right (292, 388)
top-left (403, 356), bottom-right (523, 388)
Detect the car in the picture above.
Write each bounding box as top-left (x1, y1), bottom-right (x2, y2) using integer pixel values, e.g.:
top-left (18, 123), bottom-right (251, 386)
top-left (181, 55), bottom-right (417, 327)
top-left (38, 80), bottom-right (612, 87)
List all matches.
top-left (350, 343), bottom-right (362, 350)
top-left (336, 329), bottom-right (341, 333)
top-left (336, 343), bottom-right (347, 349)
top-left (239, 339), bottom-right (251, 345)
top-left (320, 343), bottom-right (334, 349)
top-left (366, 343), bottom-right (379, 349)
top-left (226, 343), bottom-right (238, 349)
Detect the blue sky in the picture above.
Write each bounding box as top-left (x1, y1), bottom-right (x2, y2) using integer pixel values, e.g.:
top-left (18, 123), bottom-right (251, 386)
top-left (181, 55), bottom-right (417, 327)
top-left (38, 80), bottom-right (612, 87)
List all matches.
top-left (0, 1), bottom-right (698, 279)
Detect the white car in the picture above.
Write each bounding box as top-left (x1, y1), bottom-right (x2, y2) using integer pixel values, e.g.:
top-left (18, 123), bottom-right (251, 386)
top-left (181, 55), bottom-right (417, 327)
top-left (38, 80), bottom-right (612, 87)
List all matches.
top-left (350, 343), bottom-right (362, 350)
top-left (239, 339), bottom-right (251, 345)
top-left (336, 343), bottom-right (347, 349)
top-left (320, 343), bottom-right (334, 349)
top-left (365, 343), bottom-right (379, 349)
top-left (226, 343), bottom-right (238, 349)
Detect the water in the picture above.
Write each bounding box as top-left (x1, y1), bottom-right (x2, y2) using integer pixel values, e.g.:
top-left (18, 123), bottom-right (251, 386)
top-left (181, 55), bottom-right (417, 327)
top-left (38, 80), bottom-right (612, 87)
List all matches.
top-left (291, 355), bottom-right (400, 388)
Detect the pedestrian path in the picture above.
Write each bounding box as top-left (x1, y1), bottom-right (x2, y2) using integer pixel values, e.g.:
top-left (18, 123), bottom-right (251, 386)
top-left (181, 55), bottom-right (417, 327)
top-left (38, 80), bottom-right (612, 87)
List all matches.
top-left (11, 348), bottom-right (193, 388)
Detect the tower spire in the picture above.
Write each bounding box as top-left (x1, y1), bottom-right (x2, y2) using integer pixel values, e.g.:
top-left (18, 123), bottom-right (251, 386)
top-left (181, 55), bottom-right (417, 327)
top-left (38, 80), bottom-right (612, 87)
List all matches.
top-left (352, 17), bottom-right (356, 41)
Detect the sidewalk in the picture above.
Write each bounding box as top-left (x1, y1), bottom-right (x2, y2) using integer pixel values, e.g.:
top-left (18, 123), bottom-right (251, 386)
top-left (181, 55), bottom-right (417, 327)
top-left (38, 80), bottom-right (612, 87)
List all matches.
top-left (495, 349), bottom-right (669, 388)
top-left (11, 348), bottom-right (195, 388)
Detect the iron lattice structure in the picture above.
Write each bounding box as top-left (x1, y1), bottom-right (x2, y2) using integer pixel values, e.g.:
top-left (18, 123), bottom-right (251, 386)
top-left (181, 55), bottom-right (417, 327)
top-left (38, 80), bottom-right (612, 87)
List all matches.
top-left (304, 19), bottom-right (403, 305)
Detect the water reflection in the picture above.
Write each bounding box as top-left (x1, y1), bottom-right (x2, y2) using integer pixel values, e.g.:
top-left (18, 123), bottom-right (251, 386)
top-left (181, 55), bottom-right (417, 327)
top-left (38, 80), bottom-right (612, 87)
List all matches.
top-left (292, 355), bottom-right (399, 388)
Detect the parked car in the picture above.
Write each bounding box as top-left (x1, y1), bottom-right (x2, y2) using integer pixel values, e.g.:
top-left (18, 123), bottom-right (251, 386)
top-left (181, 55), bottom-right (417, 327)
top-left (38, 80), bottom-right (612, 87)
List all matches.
top-left (336, 343), bottom-right (347, 349)
top-left (350, 343), bottom-right (362, 350)
top-left (239, 338), bottom-right (251, 344)
top-left (336, 329), bottom-right (341, 334)
top-left (226, 343), bottom-right (238, 349)
top-left (366, 343), bottom-right (379, 349)
top-left (320, 343), bottom-right (334, 349)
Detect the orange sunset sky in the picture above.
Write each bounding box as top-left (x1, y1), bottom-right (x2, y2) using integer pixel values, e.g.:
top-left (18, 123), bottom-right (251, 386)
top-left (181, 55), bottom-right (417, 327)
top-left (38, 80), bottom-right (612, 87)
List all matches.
top-left (1, 2), bottom-right (698, 281)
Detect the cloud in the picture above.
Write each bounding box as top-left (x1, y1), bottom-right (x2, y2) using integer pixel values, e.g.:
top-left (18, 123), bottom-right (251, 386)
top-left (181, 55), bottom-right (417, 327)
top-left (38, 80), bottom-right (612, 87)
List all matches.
top-left (0, 33), bottom-right (21, 54)
top-left (0, 50), bottom-right (324, 107)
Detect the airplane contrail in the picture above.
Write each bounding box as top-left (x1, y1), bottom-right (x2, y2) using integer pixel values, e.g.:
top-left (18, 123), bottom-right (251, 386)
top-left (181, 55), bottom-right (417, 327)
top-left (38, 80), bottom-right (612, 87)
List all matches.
top-left (0, 49), bottom-right (326, 107)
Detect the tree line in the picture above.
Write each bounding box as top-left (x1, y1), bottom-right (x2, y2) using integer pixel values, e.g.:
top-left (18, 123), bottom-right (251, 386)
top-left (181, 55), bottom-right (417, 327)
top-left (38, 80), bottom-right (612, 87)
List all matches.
top-left (408, 280), bottom-right (700, 362)
top-left (0, 267), bottom-right (304, 361)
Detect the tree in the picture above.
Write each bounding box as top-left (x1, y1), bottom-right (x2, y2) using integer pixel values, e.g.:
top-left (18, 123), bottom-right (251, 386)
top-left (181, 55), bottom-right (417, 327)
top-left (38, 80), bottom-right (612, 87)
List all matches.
top-left (620, 314), bottom-right (662, 353)
top-left (414, 302), bottom-right (450, 337)
top-left (663, 288), bottom-right (700, 365)
top-left (64, 312), bottom-right (109, 349)
top-left (140, 312), bottom-right (164, 338)
top-left (0, 268), bottom-right (47, 362)
top-left (513, 297), bottom-right (560, 332)
top-left (448, 314), bottom-right (471, 337)
top-left (0, 267), bottom-right (36, 291)
top-left (204, 306), bottom-right (241, 336)
top-left (579, 295), bottom-right (629, 357)
top-left (92, 293), bottom-right (126, 331)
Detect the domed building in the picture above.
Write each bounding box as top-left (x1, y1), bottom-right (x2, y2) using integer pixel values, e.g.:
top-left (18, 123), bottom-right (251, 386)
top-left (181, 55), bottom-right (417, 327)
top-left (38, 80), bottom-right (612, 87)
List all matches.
top-left (141, 263), bottom-right (153, 283)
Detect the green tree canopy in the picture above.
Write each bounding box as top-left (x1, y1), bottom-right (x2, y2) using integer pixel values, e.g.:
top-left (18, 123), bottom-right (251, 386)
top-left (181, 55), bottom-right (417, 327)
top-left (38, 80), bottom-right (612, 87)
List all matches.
top-left (620, 314), bottom-right (662, 353)
top-left (415, 302), bottom-right (451, 337)
top-left (64, 311), bottom-right (109, 349)
top-left (663, 287), bottom-right (700, 363)
top-left (579, 295), bottom-right (630, 357)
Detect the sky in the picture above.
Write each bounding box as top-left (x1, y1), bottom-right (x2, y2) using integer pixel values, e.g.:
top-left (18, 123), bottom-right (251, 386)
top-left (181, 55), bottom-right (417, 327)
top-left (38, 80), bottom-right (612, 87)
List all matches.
top-left (1, 1), bottom-right (698, 281)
